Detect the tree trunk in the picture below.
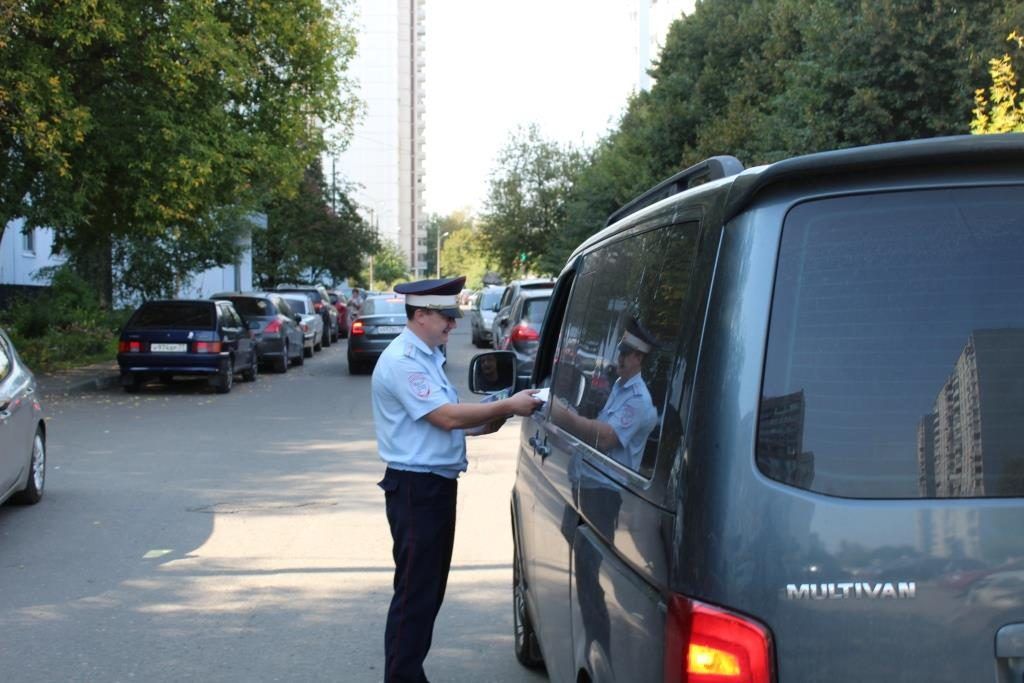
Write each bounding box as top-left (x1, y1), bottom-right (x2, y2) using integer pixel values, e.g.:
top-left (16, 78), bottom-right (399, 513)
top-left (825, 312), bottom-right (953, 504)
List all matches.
top-left (74, 232), bottom-right (114, 308)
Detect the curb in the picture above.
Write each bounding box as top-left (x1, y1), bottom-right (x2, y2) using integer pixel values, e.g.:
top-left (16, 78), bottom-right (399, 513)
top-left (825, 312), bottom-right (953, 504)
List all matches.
top-left (35, 362), bottom-right (121, 398)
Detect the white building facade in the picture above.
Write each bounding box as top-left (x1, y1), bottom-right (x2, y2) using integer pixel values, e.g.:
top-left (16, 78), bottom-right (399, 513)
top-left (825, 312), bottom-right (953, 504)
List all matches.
top-left (0, 218), bottom-right (256, 304)
top-left (0, 220), bottom-right (63, 291)
top-left (335, 0), bottom-right (427, 276)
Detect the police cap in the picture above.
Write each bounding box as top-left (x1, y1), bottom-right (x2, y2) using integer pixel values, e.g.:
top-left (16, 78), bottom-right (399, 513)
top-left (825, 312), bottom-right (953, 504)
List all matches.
top-left (395, 275), bottom-right (466, 318)
top-left (618, 316), bottom-right (658, 354)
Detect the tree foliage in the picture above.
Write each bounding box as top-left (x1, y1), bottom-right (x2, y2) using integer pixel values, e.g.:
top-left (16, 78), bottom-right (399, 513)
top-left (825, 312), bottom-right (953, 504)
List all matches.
top-left (254, 159), bottom-right (375, 289)
top-left (114, 207), bottom-right (252, 302)
top-left (973, 31), bottom-right (1024, 133)
top-left (0, 0), bottom-right (361, 302)
top-left (424, 210), bottom-right (482, 278)
top-left (538, 0), bottom-right (1024, 270)
top-left (364, 239), bottom-right (409, 290)
top-left (429, 211), bottom-right (496, 289)
top-left (479, 125), bottom-right (586, 280)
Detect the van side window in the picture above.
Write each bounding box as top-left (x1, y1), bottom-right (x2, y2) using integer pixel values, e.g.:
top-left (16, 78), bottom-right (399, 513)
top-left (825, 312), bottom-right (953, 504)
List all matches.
top-left (548, 222), bottom-right (701, 477)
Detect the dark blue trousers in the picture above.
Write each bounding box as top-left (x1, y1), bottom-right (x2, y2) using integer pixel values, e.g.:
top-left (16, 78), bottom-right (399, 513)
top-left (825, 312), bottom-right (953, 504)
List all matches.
top-left (379, 468), bottom-right (458, 683)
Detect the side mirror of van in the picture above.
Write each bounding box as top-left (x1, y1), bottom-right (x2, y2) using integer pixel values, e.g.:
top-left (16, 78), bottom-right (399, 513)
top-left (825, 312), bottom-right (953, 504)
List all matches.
top-left (468, 351), bottom-right (516, 394)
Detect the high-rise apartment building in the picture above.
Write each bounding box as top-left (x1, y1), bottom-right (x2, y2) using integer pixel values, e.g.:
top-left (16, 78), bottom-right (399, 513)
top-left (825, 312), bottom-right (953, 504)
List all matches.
top-left (334, 0), bottom-right (427, 276)
top-left (630, 0), bottom-right (694, 91)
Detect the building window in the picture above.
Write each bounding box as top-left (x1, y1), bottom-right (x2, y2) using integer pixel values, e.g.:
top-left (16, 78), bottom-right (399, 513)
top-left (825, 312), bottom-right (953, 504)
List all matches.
top-left (22, 228), bottom-right (35, 255)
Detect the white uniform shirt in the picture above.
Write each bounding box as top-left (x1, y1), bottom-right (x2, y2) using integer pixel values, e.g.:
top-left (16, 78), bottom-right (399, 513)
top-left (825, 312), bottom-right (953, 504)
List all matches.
top-left (597, 373), bottom-right (658, 471)
top-left (371, 328), bottom-right (466, 478)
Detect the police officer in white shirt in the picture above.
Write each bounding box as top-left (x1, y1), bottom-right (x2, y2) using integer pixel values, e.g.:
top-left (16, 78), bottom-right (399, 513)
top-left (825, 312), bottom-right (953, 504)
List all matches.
top-left (371, 275), bottom-right (541, 683)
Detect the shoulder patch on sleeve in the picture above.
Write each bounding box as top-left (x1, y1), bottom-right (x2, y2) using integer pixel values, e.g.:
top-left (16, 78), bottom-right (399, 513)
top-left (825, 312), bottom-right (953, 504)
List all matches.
top-left (619, 402), bottom-right (636, 429)
top-left (408, 372), bottom-right (431, 399)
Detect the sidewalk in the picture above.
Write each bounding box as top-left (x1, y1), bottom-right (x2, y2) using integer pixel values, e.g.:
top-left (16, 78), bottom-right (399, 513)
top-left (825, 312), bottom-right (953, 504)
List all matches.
top-left (34, 359), bottom-right (120, 398)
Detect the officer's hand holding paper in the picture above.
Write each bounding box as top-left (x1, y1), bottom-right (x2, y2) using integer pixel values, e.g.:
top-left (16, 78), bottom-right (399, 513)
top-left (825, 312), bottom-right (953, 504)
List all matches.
top-left (464, 388), bottom-right (543, 435)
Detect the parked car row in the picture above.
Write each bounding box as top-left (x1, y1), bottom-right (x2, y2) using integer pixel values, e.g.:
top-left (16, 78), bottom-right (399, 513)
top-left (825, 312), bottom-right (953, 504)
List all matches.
top-left (116, 286), bottom-right (368, 394)
top-left (465, 279), bottom-right (555, 391)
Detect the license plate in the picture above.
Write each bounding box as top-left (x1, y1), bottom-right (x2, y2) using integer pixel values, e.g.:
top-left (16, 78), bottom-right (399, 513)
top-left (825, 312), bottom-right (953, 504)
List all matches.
top-left (376, 326), bottom-right (403, 334)
top-left (151, 343), bottom-right (187, 352)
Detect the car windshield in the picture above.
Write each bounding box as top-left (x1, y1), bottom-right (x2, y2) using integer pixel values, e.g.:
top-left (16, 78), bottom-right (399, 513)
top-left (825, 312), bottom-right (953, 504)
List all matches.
top-left (362, 298), bottom-right (405, 316)
top-left (129, 302), bottom-right (214, 329)
top-left (225, 298), bottom-right (273, 317)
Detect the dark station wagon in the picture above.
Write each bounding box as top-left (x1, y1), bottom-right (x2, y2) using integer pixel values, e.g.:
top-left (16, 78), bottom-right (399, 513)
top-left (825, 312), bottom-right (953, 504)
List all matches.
top-left (470, 134), bottom-right (1024, 683)
top-left (118, 299), bottom-right (259, 394)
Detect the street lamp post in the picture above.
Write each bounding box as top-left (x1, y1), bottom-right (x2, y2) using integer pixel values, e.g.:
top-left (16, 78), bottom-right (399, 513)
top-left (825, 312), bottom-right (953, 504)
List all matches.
top-left (436, 230), bottom-right (450, 278)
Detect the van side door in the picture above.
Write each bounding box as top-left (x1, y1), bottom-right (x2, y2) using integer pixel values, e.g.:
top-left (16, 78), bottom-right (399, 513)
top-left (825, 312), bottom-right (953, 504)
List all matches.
top-left (514, 266), bottom-right (578, 683)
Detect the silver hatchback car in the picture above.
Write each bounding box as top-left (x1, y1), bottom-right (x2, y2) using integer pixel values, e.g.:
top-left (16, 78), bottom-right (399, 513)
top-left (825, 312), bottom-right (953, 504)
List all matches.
top-left (0, 328), bottom-right (45, 506)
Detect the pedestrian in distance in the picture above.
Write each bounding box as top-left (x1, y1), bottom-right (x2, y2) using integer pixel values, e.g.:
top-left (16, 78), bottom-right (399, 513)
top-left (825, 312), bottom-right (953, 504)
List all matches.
top-left (371, 275), bottom-right (543, 683)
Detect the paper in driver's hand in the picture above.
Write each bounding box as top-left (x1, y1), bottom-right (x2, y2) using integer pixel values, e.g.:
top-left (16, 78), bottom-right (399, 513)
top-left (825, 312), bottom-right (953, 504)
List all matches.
top-left (534, 387), bottom-right (550, 403)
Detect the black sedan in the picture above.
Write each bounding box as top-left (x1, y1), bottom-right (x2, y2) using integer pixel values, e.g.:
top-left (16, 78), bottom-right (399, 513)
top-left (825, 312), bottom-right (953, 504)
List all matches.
top-left (347, 294), bottom-right (407, 375)
top-left (117, 299), bottom-right (259, 393)
top-left (211, 292), bottom-right (305, 372)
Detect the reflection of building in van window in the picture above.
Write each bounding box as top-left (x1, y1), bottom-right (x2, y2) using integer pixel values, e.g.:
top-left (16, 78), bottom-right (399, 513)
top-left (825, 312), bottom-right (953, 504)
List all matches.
top-left (917, 329), bottom-right (1024, 497)
top-left (757, 391), bottom-right (814, 489)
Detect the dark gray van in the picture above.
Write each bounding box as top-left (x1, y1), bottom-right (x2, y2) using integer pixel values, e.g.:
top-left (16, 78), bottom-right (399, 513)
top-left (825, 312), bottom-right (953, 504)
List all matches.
top-left (470, 135), bottom-right (1024, 682)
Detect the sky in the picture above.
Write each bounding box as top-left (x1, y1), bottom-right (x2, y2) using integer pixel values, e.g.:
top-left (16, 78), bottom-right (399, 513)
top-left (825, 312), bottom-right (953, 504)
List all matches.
top-left (422, 0), bottom-right (641, 217)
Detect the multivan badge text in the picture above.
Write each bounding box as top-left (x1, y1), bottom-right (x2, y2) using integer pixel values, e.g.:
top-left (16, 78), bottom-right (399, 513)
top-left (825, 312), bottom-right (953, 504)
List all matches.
top-left (785, 582), bottom-right (917, 600)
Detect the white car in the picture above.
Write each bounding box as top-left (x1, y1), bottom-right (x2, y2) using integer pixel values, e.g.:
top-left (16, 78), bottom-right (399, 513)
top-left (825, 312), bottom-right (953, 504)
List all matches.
top-left (276, 293), bottom-right (322, 358)
top-left (0, 328), bottom-right (45, 506)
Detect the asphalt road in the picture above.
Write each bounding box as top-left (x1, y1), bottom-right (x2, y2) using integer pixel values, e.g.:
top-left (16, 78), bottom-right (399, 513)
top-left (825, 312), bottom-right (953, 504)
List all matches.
top-left (0, 324), bottom-right (548, 683)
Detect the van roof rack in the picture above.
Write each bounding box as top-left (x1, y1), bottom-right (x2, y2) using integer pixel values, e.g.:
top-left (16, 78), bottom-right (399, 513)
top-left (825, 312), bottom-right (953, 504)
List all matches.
top-left (605, 155), bottom-right (744, 227)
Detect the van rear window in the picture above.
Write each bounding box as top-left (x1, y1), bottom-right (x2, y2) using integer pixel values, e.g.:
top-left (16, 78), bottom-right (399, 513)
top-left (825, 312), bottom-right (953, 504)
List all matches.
top-left (759, 186), bottom-right (1024, 498)
top-left (129, 302), bottom-right (214, 329)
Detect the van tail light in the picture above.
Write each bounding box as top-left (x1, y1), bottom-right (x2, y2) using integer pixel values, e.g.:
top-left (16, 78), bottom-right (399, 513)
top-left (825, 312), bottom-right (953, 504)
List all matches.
top-left (351, 321), bottom-right (365, 336)
top-left (510, 324), bottom-right (539, 344)
top-left (193, 341), bottom-right (222, 353)
top-left (264, 319), bottom-right (281, 334)
top-left (119, 340), bottom-right (142, 353)
top-left (664, 595), bottom-right (773, 683)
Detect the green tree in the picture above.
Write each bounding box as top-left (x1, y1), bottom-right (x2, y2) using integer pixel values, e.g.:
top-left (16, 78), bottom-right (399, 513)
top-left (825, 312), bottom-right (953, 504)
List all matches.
top-left (973, 31), bottom-right (1024, 133)
top-left (440, 225), bottom-right (493, 289)
top-left (424, 210), bottom-right (475, 278)
top-left (254, 159), bottom-right (375, 288)
top-left (480, 125), bottom-right (586, 280)
top-left (114, 208), bottom-right (252, 302)
top-left (0, 0), bottom-right (361, 304)
top-left (548, 0), bottom-right (1022, 271)
top-left (364, 239), bottom-right (409, 290)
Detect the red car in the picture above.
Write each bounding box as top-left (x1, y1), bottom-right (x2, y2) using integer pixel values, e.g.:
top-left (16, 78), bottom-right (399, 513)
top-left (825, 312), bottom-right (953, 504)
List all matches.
top-left (328, 291), bottom-right (349, 339)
